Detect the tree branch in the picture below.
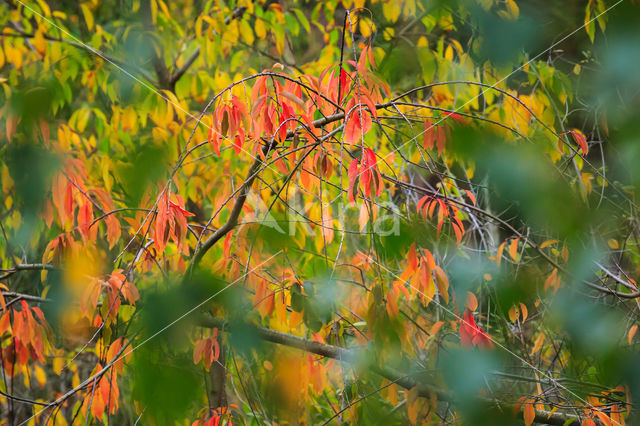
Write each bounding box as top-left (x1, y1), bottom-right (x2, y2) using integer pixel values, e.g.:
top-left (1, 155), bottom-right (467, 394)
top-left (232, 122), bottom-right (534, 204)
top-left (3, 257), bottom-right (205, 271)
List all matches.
top-left (171, 47), bottom-right (200, 86)
top-left (196, 316), bottom-right (581, 426)
top-left (187, 142), bottom-right (276, 273)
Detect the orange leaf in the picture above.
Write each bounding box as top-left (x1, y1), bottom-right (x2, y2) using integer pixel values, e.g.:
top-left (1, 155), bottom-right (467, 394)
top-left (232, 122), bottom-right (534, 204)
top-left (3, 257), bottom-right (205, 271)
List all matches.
top-left (433, 266), bottom-right (449, 304)
top-left (519, 302), bottom-right (528, 322)
top-left (6, 114), bottom-right (18, 142)
top-left (386, 291), bottom-right (399, 318)
top-left (466, 291), bottom-right (478, 311)
top-left (464, 189), bottom-right (476, 205)
top-left (610, 405), bottom-right (625, 426)
top-left (539, 239), bottom-right (559, 249)
top-left (496, 241), bottom-right (506, 267)
top-left (592, 411), bottom-right (612, 426)
top-left (429, 321), bottom-right (444, 336)
top-left (523, 400), bottom-right (535, 426)
top-left (628, 324), bottom-right (638, 345)
top-left (509, 238), bottom-right (520, 261)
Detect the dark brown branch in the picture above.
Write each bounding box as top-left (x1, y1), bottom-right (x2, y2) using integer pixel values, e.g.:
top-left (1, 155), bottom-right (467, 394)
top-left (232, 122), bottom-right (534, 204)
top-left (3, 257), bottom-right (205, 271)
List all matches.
top-left (187, 142), bottom-right (276, 272)
top-left (196, 315), bottom-right (581, 426)
top-left (171, 47), bottom-right (201, 86)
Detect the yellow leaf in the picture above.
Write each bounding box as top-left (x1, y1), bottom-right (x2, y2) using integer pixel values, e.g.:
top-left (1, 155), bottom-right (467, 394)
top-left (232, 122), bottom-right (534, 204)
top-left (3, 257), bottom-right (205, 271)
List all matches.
top-left (53, 354), bottom-right (65, 375)
top-left (608, 239), bottom-right (619, 250)
top-left (505, 0), bottom-right (520, 19)
top-left (157, 0), bottom-right (170, 18)
top-left (585, 4), bottom-right (595, 43)
top-left (72, 371), bottom-right (80, 388)
top-left (573, 64), bottom-right (582, 75)
top-left (239, 19), bottom-right (255, 45)
top-left (34, 365), bottom-right (47, 387)
top-left (33, 29), bottom-right (47, 55)
top-left (508, 305), bottom-right (518, 322)
top-left (382, 1), bottom-right (401, 22)
top-left (80, 4), bottom-right (94, 31)
top-left (531, 333), bottom-right (546, 355)
top-left (255, 18), bottom-right (267, 40)
top-left (35, 0), bottom-right (52, 17)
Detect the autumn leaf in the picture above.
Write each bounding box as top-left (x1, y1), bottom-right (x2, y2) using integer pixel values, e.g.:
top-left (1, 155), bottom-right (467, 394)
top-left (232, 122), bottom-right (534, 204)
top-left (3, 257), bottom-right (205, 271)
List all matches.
top-left (563, 129), bottom-right (588, 156)
top-left (523, 399), bottom-right (535, 426)
top-left (344, 98), bottom-right (373, 144)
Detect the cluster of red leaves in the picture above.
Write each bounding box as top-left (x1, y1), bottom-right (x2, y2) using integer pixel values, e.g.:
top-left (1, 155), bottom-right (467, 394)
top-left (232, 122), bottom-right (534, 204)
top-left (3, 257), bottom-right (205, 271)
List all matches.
top-left (192, 328), bottom-right (220, 371)
top-left (203, 46), bottom-right (388, 210)
top-left (81, 338), bottom-right (130, 420)
top-left (80, 270), bottom-right (139, 326)
top-left (459, 308), bottom-right (493, 349)
top-left (51, 159), bottom-right (94, 240)
top-left (154, 192), bottom-right (195, 255)
top-left (0, 301), bottom-right (51, 375)
top-left (423, 112), bottom-right (465, 156)
top-left (253, 75), bottom-right (310, 144)
top-left (191, 406), bottom-right (236, 426)
top-left (47, 159), bottom-right (121, 253)
top-left (417, 195), bottom-right (465, 243)
top-left (391, 243), bottom-right (449, 313)
top-left (208, 95), bottom-right (249, 155)
top-left (348, 147), bottom-right (383, 204)
top-left (42, 232), bottom-right (82, 266)
top-left (252, 279), bottom-right (275, 318)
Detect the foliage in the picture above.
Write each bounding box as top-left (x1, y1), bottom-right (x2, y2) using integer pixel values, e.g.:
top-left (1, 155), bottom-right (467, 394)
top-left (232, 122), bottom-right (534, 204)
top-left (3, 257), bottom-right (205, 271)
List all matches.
top-left (0, 0), bottom-right (639, 424)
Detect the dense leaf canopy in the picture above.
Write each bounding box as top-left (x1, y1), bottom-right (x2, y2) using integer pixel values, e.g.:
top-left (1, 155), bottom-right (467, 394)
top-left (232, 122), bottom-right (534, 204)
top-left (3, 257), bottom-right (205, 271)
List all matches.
top-left (1, 0), bottom-right (640, 424)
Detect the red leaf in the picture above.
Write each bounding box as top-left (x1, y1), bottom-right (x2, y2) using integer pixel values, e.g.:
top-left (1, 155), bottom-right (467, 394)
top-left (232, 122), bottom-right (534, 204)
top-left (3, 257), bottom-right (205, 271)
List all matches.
top-left (64, 182), bottom-right (74, 223)
top-left (344, 99), bottom-right (372, 144)
top-left (386, 291), bottom-right (399, 318)
top-left (464, 189), bottom-right (476, 206)
top-left (435, 124), bottom-right (447, 156)
top-left (569, 129), bottom-right (588, 156)
top-left (347, 158), bottom-right (359, 204)
top-left (208, 117), bottom-right (220, 156)
top-left (339, 67), bottom-right (348, 104)
top-left (460, 309), bottom-right (493, 349)
top-left (423, 120), bottom-right (435, 150)
top-left (443, 111), bottom-right (466, 124)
